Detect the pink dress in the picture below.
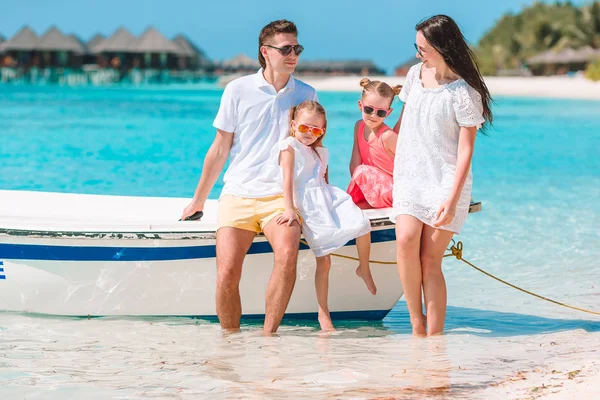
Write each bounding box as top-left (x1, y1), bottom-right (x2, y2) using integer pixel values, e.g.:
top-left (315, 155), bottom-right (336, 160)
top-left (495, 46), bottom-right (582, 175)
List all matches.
top-left (347, 121), bottom-right (396, 208)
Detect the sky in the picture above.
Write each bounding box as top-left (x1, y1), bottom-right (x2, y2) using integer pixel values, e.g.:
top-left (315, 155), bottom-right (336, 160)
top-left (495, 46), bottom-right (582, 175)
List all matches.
top-left (0, 0), bottom-right (591, 73)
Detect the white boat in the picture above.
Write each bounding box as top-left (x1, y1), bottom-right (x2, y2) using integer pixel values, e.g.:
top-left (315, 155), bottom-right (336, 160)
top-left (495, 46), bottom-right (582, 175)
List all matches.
top-left (0, 190), bottom-right (480, 321)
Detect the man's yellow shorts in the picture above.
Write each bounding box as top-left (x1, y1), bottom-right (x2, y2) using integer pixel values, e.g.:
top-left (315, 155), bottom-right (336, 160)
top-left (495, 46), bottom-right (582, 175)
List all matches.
top-left (217, 194), bottom-right (293, 233)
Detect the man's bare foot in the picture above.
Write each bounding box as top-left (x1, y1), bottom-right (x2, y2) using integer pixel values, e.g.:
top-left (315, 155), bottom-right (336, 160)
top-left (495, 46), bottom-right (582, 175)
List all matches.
top-left (356, 265), bottom-right (377, 295)
top-left (318, 311), bottom-right (335, 331)
top-left (411, 315), bottom-right (426, 337)
top-left (261, 330), bottom-right (279, 337)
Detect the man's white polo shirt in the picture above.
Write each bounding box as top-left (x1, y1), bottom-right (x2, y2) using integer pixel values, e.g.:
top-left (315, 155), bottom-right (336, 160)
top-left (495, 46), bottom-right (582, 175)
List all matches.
top-left (213, 69), bottom-right (318, 198)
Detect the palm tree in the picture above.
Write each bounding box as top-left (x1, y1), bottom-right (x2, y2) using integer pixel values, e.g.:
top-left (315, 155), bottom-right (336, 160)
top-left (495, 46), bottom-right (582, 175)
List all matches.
top-left (558, 1), bottom-right (600, 49)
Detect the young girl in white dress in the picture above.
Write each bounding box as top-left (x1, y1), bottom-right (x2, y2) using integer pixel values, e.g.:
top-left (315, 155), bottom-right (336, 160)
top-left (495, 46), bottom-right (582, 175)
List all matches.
top-left (272, 100), bottom-right (376, 330)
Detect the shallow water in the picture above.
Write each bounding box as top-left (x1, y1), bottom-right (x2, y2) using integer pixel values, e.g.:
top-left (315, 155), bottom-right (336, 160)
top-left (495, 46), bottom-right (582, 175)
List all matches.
top-left (0, 84), bottom-right (599, 398)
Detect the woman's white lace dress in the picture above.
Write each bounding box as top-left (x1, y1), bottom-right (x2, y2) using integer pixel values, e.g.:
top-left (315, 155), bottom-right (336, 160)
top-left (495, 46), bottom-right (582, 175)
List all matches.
top-left (392, 63), bottom-right (485, 233)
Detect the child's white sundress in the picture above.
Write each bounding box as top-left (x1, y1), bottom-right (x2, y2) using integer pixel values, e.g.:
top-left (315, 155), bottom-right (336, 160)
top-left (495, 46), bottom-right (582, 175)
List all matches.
top-left (273, 136), bottom-right (371, 257)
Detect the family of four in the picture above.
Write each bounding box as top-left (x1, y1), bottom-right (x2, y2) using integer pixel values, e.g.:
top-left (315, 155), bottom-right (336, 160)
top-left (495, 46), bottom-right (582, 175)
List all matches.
top-left (180, 16), bottom-right (493, 336)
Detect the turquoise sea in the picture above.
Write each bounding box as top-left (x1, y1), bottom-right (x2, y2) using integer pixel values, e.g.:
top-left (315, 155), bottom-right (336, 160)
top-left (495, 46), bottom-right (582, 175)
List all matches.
top-left (1, 84), bottom-right (599, 398)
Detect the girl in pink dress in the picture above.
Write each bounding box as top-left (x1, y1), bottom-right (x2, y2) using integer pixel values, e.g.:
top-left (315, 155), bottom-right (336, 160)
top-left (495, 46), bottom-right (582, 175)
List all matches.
top-left (347, 79), bottom-right (402, 209)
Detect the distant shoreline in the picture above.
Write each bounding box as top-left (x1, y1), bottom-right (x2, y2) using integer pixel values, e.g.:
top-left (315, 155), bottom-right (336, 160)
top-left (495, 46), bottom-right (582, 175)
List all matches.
top-left (299, 75), bottom-right (600, 100)
top-left (3, 74), bottom-right (600, 100)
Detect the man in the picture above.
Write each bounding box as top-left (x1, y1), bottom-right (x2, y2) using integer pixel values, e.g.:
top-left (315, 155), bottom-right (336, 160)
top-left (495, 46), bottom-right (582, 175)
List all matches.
top-left (181, 20), bottom-right (317, 333)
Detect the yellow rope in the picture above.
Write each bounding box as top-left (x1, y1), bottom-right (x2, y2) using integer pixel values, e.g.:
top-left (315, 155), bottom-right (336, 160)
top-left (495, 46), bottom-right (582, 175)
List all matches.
top-left (300, 238), bottom-right (397, 264)
top-left (303, 238), bottom-right (600, 317)
top-left (443, 241), bottom-right (600, 316)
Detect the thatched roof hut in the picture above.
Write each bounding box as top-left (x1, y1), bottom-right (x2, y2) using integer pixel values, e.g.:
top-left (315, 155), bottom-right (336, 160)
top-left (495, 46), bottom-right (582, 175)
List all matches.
top-left (527, 50), bottom-right (557, 64)
top-left (222, 54), bottom-right (259, 69)
top-left (172, 34), bottom-right (199, 57)
top-left (67, 34), bottom-right (88, 55)
top-left (128, 27), bottom-right (179, 54)
top-left (0, 26), bottom-right (39, 51)
top-left (528, 47), bottom-right (600, 65)
top-left (86, 34), bottom-right (105, 54)
top-left (172, 34), bottom-right (211, 69)
top-left (37, 27), bottom-right (85, 52)
top-left (296, 59), bottom-right (384, 75)
top-left (92, 27), bottom-right (136, 53)
top-left (173, 34), bottom-right (210, 60)
top-left (569, 46), bottom-right (600, 63)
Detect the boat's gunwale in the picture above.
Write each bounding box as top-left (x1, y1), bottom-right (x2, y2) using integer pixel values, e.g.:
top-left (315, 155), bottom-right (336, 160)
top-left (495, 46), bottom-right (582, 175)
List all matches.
top-left (0, 203), bottom-right (481, 240)
top-left (0, 218), bottom-right (394, 240)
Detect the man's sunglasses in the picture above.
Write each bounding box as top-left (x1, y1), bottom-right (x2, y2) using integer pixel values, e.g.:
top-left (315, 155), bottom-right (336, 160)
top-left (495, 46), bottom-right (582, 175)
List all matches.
top-left (265, 44), bottom-right (304, 56)
top-left (362, 105), bottom-right (389, 118)
top-left (296, 122), bottom-right (324, 137)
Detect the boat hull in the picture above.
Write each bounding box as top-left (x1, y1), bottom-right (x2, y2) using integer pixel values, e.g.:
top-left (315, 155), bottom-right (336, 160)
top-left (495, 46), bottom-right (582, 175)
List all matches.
top-left (0, 191), bottom-right (402, 320)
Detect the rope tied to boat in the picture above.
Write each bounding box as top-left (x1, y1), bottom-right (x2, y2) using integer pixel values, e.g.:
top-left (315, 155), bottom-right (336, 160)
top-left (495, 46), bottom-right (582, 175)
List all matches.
top-left (302, 238), bottom-right (600, 317)
top-left (443, 240), bottom-right (600, 317)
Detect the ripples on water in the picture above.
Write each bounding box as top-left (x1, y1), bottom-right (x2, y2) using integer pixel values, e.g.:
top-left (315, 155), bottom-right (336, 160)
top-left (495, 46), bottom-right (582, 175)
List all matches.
top-left (1, 311), bottom-right (599, 399)
top-left (0, 86), bottom-right (599, 398)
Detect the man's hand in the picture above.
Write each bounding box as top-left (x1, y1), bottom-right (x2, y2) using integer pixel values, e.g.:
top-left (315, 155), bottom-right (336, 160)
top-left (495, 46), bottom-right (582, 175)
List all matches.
top-left (181, 200), bottom-right (204, 221)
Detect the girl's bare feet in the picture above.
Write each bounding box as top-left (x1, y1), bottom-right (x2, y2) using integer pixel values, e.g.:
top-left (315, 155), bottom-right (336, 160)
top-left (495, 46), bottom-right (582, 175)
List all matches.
top-left (318, 310), bottom-right (335, 331)
top-left (356, 264), bottom-right (377, 295)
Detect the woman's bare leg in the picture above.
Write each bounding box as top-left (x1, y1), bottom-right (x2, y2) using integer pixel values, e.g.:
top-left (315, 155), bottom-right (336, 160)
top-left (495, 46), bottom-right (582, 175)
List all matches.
top-left (420, 225), bottom-right (454, 336)
top-left (395, 215), bottom-right (426, 336)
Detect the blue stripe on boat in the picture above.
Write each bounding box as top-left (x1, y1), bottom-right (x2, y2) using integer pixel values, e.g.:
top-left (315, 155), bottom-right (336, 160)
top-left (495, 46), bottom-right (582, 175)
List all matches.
top-left (0, 228), bottom-right (396, 261)
top-left (73, 309), bottom-right (391, 321)
top-left (247, 309), bottom-right (391, 321)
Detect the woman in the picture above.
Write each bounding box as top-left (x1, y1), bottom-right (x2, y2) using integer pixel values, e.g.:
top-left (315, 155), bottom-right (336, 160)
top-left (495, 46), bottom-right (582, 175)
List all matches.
top-left (393, 15), bottom-right (493, 336)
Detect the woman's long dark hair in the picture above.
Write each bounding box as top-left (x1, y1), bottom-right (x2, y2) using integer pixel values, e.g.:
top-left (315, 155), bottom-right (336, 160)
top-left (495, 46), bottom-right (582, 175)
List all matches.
top-left (417, 15), bottom-right (493, 130)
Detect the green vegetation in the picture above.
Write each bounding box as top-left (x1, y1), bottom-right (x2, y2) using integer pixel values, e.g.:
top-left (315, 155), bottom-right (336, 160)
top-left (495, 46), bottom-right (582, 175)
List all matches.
top-left (585, 58), bottom-right (600, 80)
top-left (475, 1), bottom-right (600, 75)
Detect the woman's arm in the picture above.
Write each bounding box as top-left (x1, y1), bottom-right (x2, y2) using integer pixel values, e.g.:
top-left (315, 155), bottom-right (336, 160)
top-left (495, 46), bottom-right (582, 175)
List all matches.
top-left (392, 105), bottom-right (405, 134)
top-left (381, 129), bottom-right (398, 157)
top-left (349, 120), bottom-right (362, 176)
top-left (433, 126), bottom-right (477, 227)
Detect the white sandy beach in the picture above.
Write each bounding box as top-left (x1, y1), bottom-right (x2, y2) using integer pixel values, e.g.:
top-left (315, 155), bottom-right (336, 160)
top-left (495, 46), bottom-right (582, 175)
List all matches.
top-left (300, 74), bottom-right (600, 100)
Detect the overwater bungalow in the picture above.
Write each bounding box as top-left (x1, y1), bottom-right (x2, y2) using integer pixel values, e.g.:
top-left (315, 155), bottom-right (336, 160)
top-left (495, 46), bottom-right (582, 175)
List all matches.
top-left (82, 34), bottom-right (105, 65)
top-left (91, 27), bottom-right (136, 69)
top-left (217, 54), bottom-right (260, 74)
top-left (172, 34), bottom-right (212, 71)
top-left (127, 27), bottom-right (181, 69)
top-left (0, 26), bottom-right (39, 68)
top-left (36, 27), bottom-right (86, 68)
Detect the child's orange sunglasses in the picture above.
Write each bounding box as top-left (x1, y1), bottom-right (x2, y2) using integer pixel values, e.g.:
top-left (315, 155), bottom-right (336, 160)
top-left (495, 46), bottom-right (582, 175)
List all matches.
top-left (296, 123), bottom-right (324, 137)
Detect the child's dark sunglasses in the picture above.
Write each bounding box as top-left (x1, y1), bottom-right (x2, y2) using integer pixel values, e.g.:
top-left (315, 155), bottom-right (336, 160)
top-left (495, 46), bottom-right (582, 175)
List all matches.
top-left (362, 106), bottom-right (389, 118)
top-left (265, 44), bottom-right (304, 56)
